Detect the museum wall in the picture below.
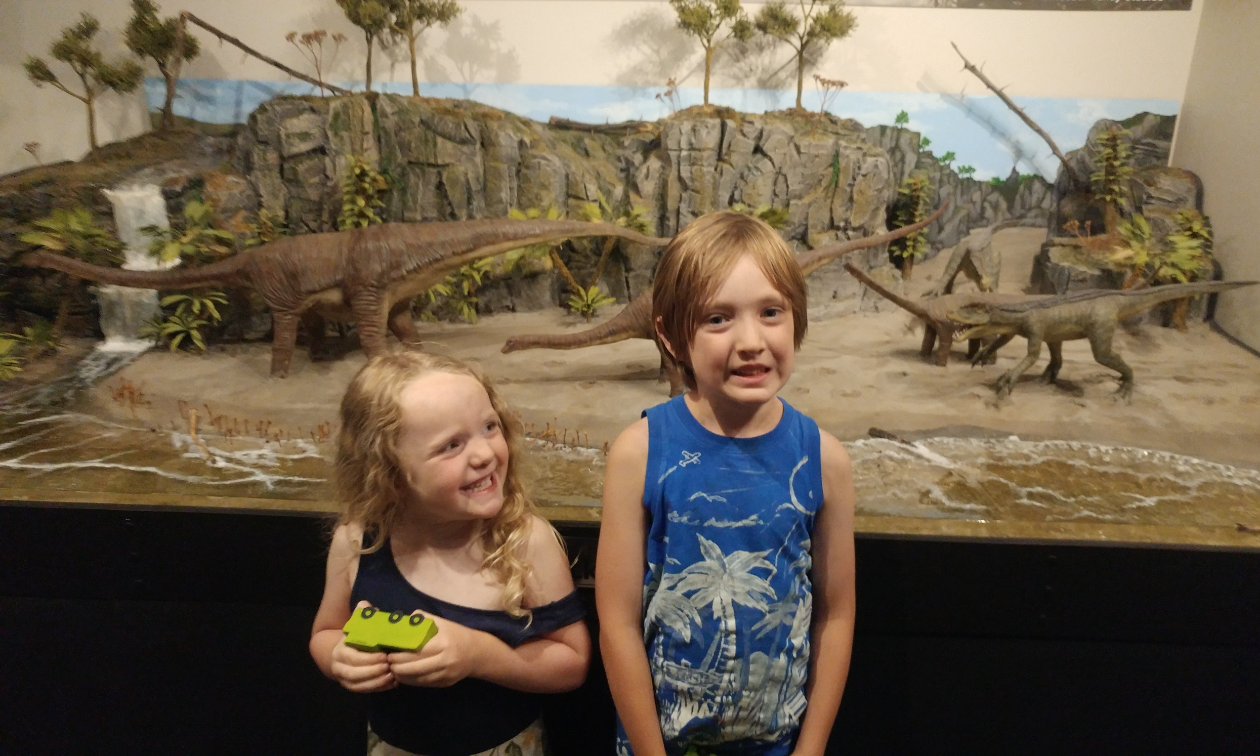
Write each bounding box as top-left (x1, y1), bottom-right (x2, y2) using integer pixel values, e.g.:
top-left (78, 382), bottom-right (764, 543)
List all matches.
top-left (2, 0), bottom-right (1203, 176)
top-left (1170, 0), bottom-right (1260, 352)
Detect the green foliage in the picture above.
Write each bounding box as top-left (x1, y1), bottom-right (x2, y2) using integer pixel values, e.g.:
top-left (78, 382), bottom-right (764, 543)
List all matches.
top-left (143, 199), bottom-right (236, 265)
top-left (670, 0), bottom-right (753, 106)
top-left (1090, 127), bottom-right (1134, 211)
top-left (729, 203), bottom-right (789, 229)
top-left (339, 156), bottom-right (390, 231)
top-left (243, 208), bottom-right (289, 248)
top-left (421, 258), bottom-right (493, 323)
top-left (1111, 210), bottom-right (1215, 287)
top-left (566, 285), bottom-right (617, 322)
top-left (24, 13), bottom-right (144, 150)
top-left (919, 136), bottom-right (931, 150)
top-left (987, 176), bottom-right (1004, 187)
top-left (5, 320), bottom-right (60, 357)
top-left (0, 339), bottom-right (23, 381)
top-left (390, 0), bottom-right (462, 96)
top-left (890, 172), bottom-right (933, 262)
top-left (140, 290), bottom-right (227, 352)
top-left (893, 110), bottom-right (909, 128)
top-left (755, 0), bottom-right (857, 110)
top-left (494, 206), bottom-right (563, 277)
top-left (956, 165), bottom-right (976, 179)
top-left (20, 207), bottom-right (123, 266)
top-left (939, 151), bottom-right (956, 167)
top-left (337, 0), bottom-right (392, 92)
top-left (125, 0), bottom-right (199, 129)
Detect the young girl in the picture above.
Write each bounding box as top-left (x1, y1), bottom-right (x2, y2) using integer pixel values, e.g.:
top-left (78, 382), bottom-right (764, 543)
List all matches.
top-left (311, 350), bottom-right (591, 756)
top-left (596, 212), bottom-right (857, 756)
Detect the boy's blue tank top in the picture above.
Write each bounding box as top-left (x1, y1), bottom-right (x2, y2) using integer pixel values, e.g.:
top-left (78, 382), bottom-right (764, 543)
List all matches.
top-left (620, 395), bottom-right (823, 756)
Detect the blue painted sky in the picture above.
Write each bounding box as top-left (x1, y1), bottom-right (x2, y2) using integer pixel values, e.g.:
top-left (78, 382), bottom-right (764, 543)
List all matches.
top-left (150, 77), bottom-right (1176, 182)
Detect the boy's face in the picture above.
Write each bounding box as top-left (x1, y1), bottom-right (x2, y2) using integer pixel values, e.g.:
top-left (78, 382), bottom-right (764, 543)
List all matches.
top-left (686, 255), bottom-right (795, 408)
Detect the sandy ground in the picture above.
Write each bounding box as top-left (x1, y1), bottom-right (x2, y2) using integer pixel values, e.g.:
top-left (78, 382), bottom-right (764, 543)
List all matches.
top-left (89, 228), bottom-right (1260, 472)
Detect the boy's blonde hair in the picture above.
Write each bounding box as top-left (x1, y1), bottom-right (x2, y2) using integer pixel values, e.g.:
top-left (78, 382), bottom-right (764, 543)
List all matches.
top-left (652, 210), bottom-right (808, 390)
top-left (335, 350), bottom-right (540, 617)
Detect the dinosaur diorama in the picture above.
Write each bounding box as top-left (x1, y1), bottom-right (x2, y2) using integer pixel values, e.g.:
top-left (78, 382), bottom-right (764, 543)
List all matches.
top-left (956, 280), bottom-right (1258, 401)
top-left (500, 203), bottom-right (950, 396)
top-left (924, 219), bottom-right (1028, 298)
top-left (23, 219), bottom-right (668, 377)
top-left (843, 261), bottom-right (1033, 366)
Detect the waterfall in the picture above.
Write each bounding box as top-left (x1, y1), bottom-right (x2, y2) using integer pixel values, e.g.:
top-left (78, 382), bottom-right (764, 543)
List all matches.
top-left (99, 184), bottom-right (174, 353)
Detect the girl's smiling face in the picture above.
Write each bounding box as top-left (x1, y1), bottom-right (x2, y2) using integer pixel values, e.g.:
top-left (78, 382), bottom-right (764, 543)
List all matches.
top-left (394, 371), bottom-right (510, 525)
top-left (686, 255), bottom-right (796, 411)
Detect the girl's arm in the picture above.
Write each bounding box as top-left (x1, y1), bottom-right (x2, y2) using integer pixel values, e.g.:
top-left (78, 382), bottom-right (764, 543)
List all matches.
top-left (791, 431), bottom-right (857, 756)
top-left (596, 420), bottom-right (669, 756)
top-left (310, 524), bottom-right (397, 692)
top-left (388, 514), bottom-right (591, 693)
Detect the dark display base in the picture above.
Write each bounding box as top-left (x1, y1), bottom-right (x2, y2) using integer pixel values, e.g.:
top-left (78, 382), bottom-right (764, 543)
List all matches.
top-left (2, 503), bottom-right (1256, 756)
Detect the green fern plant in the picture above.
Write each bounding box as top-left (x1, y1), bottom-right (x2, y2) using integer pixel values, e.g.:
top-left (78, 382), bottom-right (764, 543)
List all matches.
top-left (339, 156), bottom-right (389, 230)
top-left (566, 285), bottom-right (617, 322)
top-left (422, 258), bottom-right (494, 323)
top-left (19, 206), bottom-right (123, 338)
top-left (889, 171), bottom-right (933, 280)
top-left (578, 191), bottom-right (653, 287)
top-left (0, 338), bottom-right (23, 380)
top-left (243, 207), bottom-right (289, 247)
top-left (1090, 127), bottom-right (1133, 236)
top-left (143, 199), bottom-right (236, 265)
top-left (140, 290), bottom-right (228, 352)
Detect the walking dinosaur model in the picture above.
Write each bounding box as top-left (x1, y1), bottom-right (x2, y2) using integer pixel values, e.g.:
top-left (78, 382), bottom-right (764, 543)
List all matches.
top-left (22, 219), bottom-right (669, 377)
top-left (501, 204), bottom-right (950, 396)
top-left (843, 261), bottom-right (1035, 366)
top-left (924, 219), bottom-right (1028, 298)
top-left (956, 280), bottom-right (1257, 401)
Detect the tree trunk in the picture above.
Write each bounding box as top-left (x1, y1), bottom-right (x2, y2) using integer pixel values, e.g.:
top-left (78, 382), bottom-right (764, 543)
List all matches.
top-left (1172, 297), bottom-right (1190, 331)
top-left (161, 68), bottom-right (177, 130)
top-left (1102, 201), bottom-right (1120, 237)
top-left (590, 237), bottom-right (616, 288)
top-left (409, 33), bottom-right (419, 96)
top-left (901, 254), bottom-right (914, 281)
top-left (85, 92), bottom-right (98, 151)
top-left (795, 49), bottom-right (805, 110)
top-left (703, 46), bottom-right (713, 106)
top-left (364, 31), bottom-right (374, 92)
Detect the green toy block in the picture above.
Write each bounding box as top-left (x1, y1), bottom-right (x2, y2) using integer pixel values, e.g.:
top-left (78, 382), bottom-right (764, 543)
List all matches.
top-left (342, 606), bottom-right (439, 653)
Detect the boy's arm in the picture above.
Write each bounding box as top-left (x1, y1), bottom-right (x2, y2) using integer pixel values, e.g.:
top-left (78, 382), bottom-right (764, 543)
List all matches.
top-left (310, 524), bottom-right (396, 692)
top-left (388, 515), bottom-right (591, 693)
top-left (791, 431), bottom-right (857, 756)
top-left (596, 420), bottom-right (669, 756)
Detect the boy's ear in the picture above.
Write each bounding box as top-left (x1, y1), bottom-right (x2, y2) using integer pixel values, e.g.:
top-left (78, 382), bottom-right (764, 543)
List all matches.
top-left (654, 316), bottom-right (679, 360)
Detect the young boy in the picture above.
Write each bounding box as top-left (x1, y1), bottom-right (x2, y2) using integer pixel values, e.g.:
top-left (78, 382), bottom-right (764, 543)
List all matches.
top-left (596, 211), bottom-right (857, 756)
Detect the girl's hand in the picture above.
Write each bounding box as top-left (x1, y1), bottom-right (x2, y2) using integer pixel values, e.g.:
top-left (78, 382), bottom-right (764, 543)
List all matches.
top-left (387, 614), bottom-right (483, 688)
top-left (328, 601), bottom-right (397, 693)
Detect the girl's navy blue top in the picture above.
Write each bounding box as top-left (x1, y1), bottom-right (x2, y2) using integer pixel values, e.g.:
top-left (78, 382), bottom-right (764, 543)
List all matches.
top-left (350, 535), bottom-right (586, 756)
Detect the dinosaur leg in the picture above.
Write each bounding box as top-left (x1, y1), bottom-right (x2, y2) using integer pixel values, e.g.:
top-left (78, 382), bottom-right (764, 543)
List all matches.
top-left (1039, 341), bottom-right (1063, 384)
top-left (351, 291), bottom-right (390, 358)
top-left (995, 336), bottom-right (1042, 398)
top-left (388, 302), bottom-right (420, 345)
top-left (1087, 326), bottom-right (1135, 401)
top-left (932, 322), bottom-right (954, 366)
top-left (920, 323), bottom-right (939, 359)
top-left (271, 311), bottom-right (299, 378)
top-left (972, 334), bottom-right (1012, 366)
top-left (301, 311), bottom-right (327, 361)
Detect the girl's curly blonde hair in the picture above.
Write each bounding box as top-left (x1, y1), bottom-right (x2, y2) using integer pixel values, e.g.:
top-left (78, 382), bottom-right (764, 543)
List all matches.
top-left (335, 350), bottom-right (542, 618)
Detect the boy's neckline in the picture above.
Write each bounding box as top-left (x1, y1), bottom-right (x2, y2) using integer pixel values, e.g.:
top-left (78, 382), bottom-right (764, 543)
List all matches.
top-left (679, 394), bottom-right (787, 440)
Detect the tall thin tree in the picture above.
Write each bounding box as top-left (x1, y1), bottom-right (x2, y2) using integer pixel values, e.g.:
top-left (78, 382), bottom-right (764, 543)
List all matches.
top-left (24, 13), bottom-right (144, 151)
top-left (669, 0), bottom-right (753, 107)
top-left (390, 0), bottom-right (462, 96)
top-left (125, 0), bottom-right (201, 131)
top-left (337, 0), bottom-right (391, 92)
top-left (754, 0), bottom-right (856, 111)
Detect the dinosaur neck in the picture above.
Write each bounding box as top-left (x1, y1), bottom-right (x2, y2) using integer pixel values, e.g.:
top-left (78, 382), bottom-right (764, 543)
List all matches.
top-left (22, 250), bottom-right (247, 289)
top-left (503, 293), bottom-right (652, 352)
top-left (799, 201), bottom-right (949, 277)
top-left (842, 262), bottom-right (933, 321)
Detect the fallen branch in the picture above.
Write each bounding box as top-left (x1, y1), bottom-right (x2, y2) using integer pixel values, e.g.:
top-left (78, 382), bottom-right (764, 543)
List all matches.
top-left (548, 116), bottom-right (651, 135)
top-left (951, 42), bottom-right (1082, 188)
top-left (178, 12), bottom-right (353, 96)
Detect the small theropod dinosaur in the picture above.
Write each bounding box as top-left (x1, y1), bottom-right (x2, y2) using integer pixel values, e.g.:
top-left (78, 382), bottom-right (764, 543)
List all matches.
top-left (843, 261), bottom-right (1035, 366)
top-left (501, 203), bottom-right (950, 395)
top-left (956, 280), bottom-right (1257, 400)
top-left (923, 219), bottom-right (1028, 298)
top-left (24, 219), bottom-right (669, 377)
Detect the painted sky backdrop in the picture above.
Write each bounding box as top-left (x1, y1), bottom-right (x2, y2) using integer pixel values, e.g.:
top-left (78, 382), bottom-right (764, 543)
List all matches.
top-left (152, 78), bottom-right (1176, 183)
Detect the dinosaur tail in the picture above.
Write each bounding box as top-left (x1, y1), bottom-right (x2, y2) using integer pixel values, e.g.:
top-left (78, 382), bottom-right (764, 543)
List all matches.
top-left (21, 250), bottom-right (247, 290)
top-left (843, 262), bottom-right (934, 321)
top-left (502, 294), bottom-right (651, 353)
top-left (1116, 280), bottom-right (1258, 320)
top-left (798, 200), bottom-right (950, 277)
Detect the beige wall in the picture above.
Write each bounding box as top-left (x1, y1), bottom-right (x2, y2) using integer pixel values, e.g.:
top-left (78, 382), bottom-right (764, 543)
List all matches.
top-left (3, 1), bottom-right (1203, 175)
top-left (1171, 0), bottom-right (1260, 352)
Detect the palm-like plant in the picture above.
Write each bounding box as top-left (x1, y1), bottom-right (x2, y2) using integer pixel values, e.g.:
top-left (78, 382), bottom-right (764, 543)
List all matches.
top-left (140, 290), bottom-right (228, 352)
top-left (143, 199), bottom-right (236, 265)
top-left (19, 207), bottom-right (123, 338)
top-left (1090, 127), bottom-right (1133, 237)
